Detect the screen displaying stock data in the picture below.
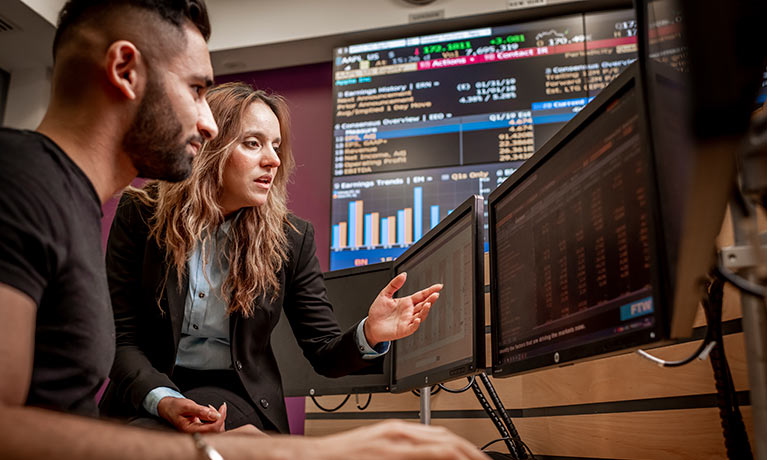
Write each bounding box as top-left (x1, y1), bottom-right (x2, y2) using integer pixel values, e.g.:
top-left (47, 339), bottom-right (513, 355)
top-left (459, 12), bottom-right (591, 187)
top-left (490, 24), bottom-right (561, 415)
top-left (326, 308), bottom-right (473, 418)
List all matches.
top-left (391, 196), bottom-right (483, 392)
top-left (330, 9), bottom-right (638, 270)
top-left (490, 79), bottom-right (659, 375)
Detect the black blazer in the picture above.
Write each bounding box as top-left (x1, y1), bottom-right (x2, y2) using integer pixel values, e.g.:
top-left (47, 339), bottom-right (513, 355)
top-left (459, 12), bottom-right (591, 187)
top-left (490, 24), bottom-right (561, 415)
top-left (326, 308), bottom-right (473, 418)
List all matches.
top-left (99, 192), bottom-right (377, 433)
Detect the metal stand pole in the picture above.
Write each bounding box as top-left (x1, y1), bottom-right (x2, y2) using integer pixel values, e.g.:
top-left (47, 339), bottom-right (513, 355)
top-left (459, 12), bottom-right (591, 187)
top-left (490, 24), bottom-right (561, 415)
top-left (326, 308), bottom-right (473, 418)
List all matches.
top-left (419, 386), bottom-right (431, 425)
top-left (740, 283), bottom-right (767, 460)
top-left (722, 202), bottom-right (767, 460)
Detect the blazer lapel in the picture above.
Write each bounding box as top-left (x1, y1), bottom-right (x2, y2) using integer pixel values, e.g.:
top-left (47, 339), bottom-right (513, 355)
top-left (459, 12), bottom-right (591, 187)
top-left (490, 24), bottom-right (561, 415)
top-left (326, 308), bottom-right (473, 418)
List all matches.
top-left (165, 269), bottom-right (189, 350)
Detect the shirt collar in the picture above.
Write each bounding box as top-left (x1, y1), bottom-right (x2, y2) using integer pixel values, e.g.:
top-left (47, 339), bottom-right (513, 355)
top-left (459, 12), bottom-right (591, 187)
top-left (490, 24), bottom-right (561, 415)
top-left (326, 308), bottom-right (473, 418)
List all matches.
top-left (219, 219), bottom-right (232, 236)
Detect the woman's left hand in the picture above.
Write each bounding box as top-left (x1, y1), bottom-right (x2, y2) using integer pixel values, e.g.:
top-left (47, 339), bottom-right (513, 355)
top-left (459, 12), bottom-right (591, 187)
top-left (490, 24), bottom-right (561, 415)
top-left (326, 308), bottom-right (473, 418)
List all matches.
top-left (364, 272), bottom-right (442, 346)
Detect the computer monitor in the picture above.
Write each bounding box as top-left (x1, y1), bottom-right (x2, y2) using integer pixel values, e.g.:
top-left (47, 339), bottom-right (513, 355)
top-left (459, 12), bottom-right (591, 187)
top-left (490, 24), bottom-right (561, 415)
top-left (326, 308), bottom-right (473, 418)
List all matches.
top-left (329, 4), bottom-right (639, 270)
top-left (271, 262), bottom-right (393, 396)
top-left (488, 62), bottom-right (675, 377)
top-left (390, 195), bottom-right (485, 392)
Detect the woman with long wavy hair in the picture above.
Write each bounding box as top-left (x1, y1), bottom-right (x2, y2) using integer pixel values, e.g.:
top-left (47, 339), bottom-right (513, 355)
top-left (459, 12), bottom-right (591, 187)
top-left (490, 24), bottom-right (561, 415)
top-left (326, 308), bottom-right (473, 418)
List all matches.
top-left (99, 82), bottom-right (441, 433)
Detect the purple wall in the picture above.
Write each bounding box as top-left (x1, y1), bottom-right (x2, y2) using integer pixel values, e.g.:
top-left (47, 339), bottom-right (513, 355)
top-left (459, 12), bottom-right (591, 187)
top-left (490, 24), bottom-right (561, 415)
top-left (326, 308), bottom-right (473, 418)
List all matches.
top-left (100, 62), bottom-right (334, 435)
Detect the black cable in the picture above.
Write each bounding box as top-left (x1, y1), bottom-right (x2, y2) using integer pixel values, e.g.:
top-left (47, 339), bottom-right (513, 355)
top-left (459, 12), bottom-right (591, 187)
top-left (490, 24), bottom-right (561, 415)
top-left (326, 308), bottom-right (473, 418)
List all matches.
top-left (309, 393), bottom-right (350, 412)
top-left (636, 272), bottom-right (716, 367)
top-left (355, 393), bottom-right (372, 410)
top-left (439, 376), bottom-right (475, 394)
top-left (479, 373), bottom-right (528, 459)
top-left (703, 277), bottom-right (753, 460)
top-left (471, 379), bottom-right (519, 459)
top-left (480, 438), bottom-right (511, 451)
top-left (519, 441), bottom-right (537, 460)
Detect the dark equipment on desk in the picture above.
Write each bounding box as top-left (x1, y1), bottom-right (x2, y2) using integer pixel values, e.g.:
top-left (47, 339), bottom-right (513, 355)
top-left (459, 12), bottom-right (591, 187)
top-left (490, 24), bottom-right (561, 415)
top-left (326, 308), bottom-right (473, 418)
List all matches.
top-left (271, 262), bottom-right (393, 401)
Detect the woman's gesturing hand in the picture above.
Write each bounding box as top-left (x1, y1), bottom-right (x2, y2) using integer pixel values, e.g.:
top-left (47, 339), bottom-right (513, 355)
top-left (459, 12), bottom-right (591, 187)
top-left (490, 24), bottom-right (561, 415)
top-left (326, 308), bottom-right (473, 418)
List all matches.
top-left (364, 272), bottom-right (442, 345)
top-left (157, 397), bottom-right (227, 433)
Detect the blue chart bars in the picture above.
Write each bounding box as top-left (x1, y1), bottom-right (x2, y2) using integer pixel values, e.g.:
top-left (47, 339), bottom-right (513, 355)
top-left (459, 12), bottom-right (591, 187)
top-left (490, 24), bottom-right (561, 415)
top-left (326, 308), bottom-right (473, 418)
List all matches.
top-left (331, 162), bottom-right (519, 269)
top-left (414, 186), bottom-right (423, 240)
top-left (333, 187), bottom-right (422, 249)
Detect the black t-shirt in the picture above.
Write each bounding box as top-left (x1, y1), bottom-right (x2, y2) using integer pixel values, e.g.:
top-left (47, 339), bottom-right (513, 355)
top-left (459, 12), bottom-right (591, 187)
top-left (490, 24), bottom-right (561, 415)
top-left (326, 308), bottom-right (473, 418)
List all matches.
top-left (0, 128), bottom-right (114, 417)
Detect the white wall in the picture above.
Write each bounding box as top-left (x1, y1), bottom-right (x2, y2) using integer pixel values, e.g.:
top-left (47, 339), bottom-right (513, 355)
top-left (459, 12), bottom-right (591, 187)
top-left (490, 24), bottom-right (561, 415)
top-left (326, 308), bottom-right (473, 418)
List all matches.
top-left (17, 0), bottom-right (513, 49)
top-left (0, 0), bottom-right (58, 128)
top-left (207, 0), bottom-right (512, 51)
top-left (19, 0), bottom-right (64, 26)
top-left (3, 66), bottom-right (50, 130)
top-left (208, 0), bottom-right (589, 72)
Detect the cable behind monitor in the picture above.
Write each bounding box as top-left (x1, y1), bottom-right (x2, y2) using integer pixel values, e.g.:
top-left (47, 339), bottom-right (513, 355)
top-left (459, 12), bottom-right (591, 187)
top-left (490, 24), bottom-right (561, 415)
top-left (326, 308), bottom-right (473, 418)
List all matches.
top-left (471, 377), bottom-right (519, 458)
top-left (479, 373), bottom-right (530, 459)
top-left (704, 277), bottom-right (753, 460)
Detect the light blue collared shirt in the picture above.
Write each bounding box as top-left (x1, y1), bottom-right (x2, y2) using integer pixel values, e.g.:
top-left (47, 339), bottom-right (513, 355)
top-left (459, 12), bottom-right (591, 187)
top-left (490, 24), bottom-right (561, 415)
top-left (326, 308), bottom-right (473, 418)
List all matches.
top-left (174, 222), bottom-right (232, 371)
top-left (142, 221), bottom-right (389, 416)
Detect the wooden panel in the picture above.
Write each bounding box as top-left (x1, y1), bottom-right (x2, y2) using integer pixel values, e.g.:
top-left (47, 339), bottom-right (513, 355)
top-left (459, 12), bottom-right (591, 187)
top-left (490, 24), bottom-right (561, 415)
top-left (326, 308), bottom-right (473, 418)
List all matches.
top-left (484, 292), bottom-right (490, 327)
top-left (488, 332), bottom-right (749, 410)
top-left (717, 205), bottom-right (734, 248)
top-left (306, 407), bottom-right (753, 460)
top-left (307, 333), bottom-right (748, 413)
top-left (485, 332), bottom-right (492, 369)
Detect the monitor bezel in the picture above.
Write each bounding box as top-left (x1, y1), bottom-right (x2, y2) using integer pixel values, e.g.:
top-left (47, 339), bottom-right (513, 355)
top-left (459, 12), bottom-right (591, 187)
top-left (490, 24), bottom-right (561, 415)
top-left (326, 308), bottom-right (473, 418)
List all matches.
top-left (324, 260), bottom-right (394, 283)
top-left (487, 62), bottom-right (673, 378)
top-left (389, 194), bottom-right (486, 393)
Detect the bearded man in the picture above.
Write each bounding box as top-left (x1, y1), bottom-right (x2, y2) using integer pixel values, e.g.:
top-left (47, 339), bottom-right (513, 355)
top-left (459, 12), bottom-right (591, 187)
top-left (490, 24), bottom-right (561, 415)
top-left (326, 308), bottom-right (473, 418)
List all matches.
top-left (0, 1), bottom-right (488, 459)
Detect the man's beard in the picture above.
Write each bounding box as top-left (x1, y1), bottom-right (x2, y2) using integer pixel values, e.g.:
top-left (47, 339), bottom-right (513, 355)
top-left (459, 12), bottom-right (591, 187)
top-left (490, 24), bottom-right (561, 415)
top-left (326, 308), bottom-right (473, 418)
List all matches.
top-left (122, 76), bottom-right (201, 182)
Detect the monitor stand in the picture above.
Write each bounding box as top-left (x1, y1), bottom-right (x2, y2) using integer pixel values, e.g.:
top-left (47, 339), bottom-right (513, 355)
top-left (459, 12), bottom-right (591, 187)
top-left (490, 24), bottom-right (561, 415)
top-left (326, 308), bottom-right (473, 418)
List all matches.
top-left (725, 200), bottom-right (767, 459)
top-left (419, 385), bottom-right (431, 425)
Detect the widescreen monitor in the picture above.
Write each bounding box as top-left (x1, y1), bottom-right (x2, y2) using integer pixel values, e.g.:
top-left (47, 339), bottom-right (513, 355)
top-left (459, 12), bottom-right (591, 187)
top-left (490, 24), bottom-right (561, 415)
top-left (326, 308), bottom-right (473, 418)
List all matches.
top-left (488, 63), bottom-right (674, 377)
top-left (271, 262), bottom-right (393, 396)
top-left (390, 195), bottom-right (484, 392)
top-left (329, 4), bottom-right (640, 270)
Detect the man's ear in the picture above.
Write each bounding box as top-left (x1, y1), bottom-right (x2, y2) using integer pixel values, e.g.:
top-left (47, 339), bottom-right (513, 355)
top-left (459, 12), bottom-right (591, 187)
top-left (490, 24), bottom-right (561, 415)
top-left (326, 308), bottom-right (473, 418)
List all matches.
top-left (105, 40), bottom-right (143, 101)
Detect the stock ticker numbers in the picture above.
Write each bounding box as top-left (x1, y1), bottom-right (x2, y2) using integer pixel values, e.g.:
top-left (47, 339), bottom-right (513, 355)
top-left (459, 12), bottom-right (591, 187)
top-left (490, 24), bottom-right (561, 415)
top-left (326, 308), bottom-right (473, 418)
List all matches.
top-left (498, 121), bottom-right (535, 162)
top-left (330, 9), bottom-right (639, 269)
top-left (457, 78), bottom-right (518, 104)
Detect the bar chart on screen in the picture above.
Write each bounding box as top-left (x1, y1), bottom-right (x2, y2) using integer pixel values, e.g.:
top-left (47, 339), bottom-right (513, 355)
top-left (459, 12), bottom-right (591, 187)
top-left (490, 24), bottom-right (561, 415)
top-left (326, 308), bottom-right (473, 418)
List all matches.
top-left (330, 161), bottom-right (519, 269)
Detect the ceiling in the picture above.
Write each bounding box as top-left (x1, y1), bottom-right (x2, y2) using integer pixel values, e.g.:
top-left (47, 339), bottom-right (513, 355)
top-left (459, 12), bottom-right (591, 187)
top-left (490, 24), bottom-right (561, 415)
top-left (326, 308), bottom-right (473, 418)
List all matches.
top-left (0, 0), bottom-right (628, 76)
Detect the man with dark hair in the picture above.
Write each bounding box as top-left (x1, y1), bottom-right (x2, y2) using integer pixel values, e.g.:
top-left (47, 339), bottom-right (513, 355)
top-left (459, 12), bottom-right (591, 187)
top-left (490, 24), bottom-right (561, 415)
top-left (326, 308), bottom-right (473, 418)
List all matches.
top-left (0, 1), bottom-right (487, 458)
